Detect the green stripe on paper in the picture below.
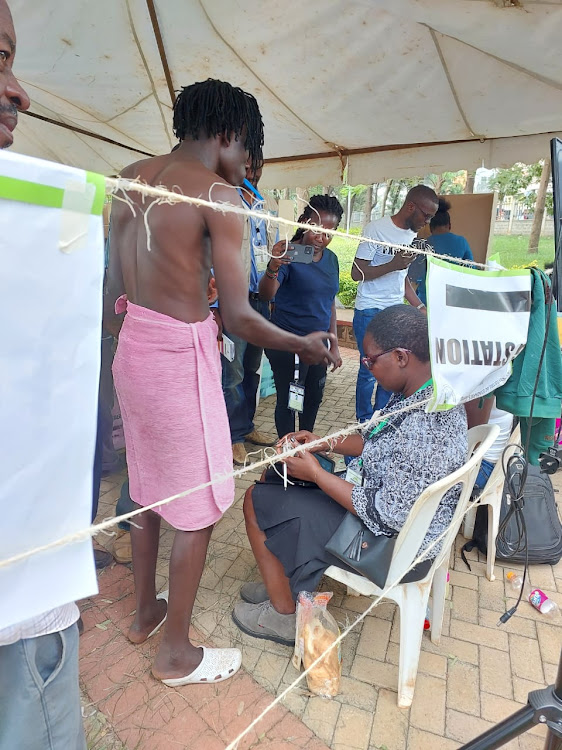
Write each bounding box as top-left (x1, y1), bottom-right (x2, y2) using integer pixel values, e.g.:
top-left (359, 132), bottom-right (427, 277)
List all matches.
top-left (86, 171), bottom-right (106, 215)
top-left (0, 174), bottom-right (64, 209)
top-left (0, 171), bottom-right (106, 214)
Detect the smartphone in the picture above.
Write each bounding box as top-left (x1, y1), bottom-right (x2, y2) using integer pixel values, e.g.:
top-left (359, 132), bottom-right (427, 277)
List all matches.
top-left (286, 243), bottom-right (314, 264)
top-left (313, 452), bottom-right (335, 473)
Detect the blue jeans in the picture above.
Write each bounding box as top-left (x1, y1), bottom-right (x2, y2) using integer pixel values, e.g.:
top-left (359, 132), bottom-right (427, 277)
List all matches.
top-left (353, 307), bottom-right (392, 422)
top-left (0, 623), bottom-right (86, 750)
top-left (474, 458), bottom-right (495, 490)
top-left (222, 297), bottom-right (270, 444)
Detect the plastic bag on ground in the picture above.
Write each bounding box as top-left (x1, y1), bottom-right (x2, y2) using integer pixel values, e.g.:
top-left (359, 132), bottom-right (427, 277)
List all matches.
top-left (292, 591), bottom-right (341, 698)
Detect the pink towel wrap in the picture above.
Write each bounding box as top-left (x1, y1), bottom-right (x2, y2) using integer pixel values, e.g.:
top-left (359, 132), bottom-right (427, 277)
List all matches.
top-left (112, 296), bottom-right (234, 530)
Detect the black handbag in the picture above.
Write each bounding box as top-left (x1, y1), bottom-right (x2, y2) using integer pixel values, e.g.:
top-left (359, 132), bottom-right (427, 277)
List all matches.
top-left (325, 512), bottom-right (397, 588)
top-left (325, 512), bottom-right (435, 588)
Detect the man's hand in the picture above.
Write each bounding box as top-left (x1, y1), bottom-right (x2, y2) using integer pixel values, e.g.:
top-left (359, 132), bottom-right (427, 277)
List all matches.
top-left (391, 249), bottom-right (416, 270)
top-left (267, 240), bottom-right (293, 273)
top-left (296, 331), bottom-right (338, 366)
top-left (211, 308), bottom-right (223, 341)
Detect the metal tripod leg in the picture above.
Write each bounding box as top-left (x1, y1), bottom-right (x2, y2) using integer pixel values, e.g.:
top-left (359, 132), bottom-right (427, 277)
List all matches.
top-left (459, 648), bottom-right (562, 749)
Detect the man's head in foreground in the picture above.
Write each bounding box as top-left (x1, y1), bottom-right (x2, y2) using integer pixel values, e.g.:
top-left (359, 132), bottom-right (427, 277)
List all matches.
top-left (0, 0), bottom-right (29, 148)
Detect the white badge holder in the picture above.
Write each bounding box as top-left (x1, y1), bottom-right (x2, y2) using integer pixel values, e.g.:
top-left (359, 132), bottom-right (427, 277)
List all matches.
top-left (288, 354), bottom-right (305, 413)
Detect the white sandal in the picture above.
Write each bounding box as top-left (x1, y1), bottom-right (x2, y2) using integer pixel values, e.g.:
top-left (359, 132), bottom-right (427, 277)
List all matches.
top-left (146, 590), bottom-right (169, 640)
top-left (161, 647), bottom-right (242, 686)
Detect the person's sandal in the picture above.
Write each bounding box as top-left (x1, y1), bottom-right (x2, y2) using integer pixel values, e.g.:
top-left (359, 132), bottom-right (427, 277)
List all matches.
top-left (160, 647), bottom-right (242, 686)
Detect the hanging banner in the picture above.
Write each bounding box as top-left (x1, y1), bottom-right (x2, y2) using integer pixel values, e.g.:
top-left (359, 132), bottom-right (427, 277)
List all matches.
top-left (0, 150), bottom-right (104, 628)
top-left (426, 257), bottom-right (532, 411)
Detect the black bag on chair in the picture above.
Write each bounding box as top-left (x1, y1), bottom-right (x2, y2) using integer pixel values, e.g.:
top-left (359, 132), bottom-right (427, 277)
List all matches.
top-left (325, 513), bottom-right (433, 588)
top-left (462, 464), bottom-right (562, 565)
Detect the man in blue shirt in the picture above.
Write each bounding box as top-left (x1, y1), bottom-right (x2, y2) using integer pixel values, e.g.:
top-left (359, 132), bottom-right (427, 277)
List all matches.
top-left (217, 167), bottom-right (278, 464)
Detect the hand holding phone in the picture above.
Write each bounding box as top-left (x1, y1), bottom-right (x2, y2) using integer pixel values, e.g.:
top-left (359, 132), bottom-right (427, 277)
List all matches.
top-left (286, 243), bottom-right (314, 264)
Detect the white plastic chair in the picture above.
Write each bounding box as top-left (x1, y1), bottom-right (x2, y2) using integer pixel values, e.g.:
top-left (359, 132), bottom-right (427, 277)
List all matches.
top-left (462, 424), bottom-right (521, 581)
top-left (325, 424), bottom-right (499, 708)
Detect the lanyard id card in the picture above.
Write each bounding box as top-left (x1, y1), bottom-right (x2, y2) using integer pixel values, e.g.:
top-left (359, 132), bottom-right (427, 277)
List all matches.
top-left (345, 463), bottom-right (363, 486)
top-left (218, 334), bottom-right (235, 362)
top-left (288, 353), bottom-right (305, 413)
top-left (288, 382), bottom-right (305, 412)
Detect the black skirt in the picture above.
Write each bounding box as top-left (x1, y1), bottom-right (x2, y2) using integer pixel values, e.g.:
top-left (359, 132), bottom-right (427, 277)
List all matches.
top-left (252, 468), bottom-right (432, 599)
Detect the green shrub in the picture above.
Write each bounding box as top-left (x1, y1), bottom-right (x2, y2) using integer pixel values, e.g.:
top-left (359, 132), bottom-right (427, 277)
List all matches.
top-left (338, 272), bottom-right (358, 307)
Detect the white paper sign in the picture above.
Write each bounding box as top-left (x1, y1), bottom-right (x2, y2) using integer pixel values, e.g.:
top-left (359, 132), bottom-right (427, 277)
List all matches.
top-left (427, 257), bottom-right (531, 411)
top-left (0, 150), bottom-right (104, 628)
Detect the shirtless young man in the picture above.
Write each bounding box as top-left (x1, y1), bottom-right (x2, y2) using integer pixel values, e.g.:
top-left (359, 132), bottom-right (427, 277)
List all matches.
top-left (104, 79), bottom-right (336, 685)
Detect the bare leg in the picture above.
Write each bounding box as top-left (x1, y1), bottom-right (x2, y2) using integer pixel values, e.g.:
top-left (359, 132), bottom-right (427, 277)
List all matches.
top-left (243, 487), bottom-right (295, 614)
top-left (152, 525), bottom-right (213, 680)
top-left (128, 507), bottom-right (166, 644)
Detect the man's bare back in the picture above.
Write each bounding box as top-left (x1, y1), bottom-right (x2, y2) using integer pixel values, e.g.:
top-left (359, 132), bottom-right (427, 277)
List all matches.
top-left (106, 142), bottom-right (337, 366)
top-left (107, 149), bottom-right (246, 327)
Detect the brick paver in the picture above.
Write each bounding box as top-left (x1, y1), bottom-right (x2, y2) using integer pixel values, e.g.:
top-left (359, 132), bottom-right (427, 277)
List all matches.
top-left (84, 347), bottom-right (562, 749)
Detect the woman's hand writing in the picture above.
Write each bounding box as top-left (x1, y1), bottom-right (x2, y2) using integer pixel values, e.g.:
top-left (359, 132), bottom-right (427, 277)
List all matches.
top-left (277, 431), bottom-right (327, 453)
top-left (282, 448), bottom-right (322, 484)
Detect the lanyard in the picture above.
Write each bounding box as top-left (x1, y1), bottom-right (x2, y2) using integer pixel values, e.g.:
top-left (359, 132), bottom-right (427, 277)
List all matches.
top-left (294, 353), bottom-right (300, 382)
top-left (367, 378), bottom-right (433, 439)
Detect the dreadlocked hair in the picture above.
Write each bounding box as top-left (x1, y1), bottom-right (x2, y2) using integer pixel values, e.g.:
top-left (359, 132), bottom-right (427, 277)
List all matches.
top-left (173, 79), bottom-right (264, 171)
top-left (291, 194), bottom-right (344, 242)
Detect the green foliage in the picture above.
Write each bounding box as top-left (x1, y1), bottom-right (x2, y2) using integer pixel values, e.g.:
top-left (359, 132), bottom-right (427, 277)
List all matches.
top-left (489, 161), bottom-right (545, 201)
top-left (337, 271), bottom-right (359, 307)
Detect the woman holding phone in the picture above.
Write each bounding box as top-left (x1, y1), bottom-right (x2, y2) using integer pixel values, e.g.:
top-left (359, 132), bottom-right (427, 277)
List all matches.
top-left (259, 195), bottom-right (344, 438)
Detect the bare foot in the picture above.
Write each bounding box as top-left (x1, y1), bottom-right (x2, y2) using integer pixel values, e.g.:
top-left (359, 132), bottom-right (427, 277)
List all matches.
top-left (152, 641), bottom-right (205, 681)
top-left (127, 598), bottom-right (167, 644)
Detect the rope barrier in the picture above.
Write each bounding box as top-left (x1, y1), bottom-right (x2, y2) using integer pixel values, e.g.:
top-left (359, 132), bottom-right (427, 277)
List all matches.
top-left (0, 399), bottom-right (429, 571)
top-left (106, 176), bottom-right (493, 270)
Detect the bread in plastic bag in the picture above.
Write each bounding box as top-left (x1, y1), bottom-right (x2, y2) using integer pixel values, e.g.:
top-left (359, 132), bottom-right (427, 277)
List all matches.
top-left (292, 591), bottom-right (341, 698)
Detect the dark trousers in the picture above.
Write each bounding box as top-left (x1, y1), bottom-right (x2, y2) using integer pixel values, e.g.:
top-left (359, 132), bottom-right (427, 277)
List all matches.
top-left (222, 297), bottom-right (270, 444)
top-left (265, 347), bottom-right (327, 438)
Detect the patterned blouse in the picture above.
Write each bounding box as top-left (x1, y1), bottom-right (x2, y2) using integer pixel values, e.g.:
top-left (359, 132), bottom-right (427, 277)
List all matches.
top-left (350, 384), bottom-right (468, 556)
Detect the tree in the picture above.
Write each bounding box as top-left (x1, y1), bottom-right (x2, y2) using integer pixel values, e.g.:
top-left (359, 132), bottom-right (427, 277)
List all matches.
top-left (488, 162), bottom-right (543, 214)
top-left (528, 158), bottom-right (551, 254)
top-left (425, 171), bottom-right (465, 195)
top-left (464, 170), bottom-right (476, 194)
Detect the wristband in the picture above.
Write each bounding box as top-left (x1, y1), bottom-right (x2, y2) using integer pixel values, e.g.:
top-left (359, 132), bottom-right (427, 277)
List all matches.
top-left (266, 265), bottom-right (278, 279)
top-left (417, 303), bottom-right (426, 310)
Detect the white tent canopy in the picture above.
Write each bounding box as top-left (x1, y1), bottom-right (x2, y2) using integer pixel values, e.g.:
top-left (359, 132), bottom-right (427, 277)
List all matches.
top-left (11, 0), bottom-right (562, 188)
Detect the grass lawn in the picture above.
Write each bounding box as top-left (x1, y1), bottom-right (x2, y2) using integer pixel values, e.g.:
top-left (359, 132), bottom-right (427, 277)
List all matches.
top-left (331, 233), bottom-right (555, 275)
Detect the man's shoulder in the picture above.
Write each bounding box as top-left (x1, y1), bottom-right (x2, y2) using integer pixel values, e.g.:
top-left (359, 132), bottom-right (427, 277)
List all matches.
top-left (363, 215), bottom-right (391, 237)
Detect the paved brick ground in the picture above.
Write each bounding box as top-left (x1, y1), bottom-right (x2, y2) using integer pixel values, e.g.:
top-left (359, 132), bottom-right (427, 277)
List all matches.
top-left (84, 347), bottom-right (562, 749)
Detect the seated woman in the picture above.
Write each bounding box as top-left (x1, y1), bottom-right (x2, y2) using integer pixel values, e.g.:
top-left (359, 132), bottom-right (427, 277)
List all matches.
top-left (232, 305), bottom-right (468, 645)
top-left (259, 195), bottom-right (344, 439)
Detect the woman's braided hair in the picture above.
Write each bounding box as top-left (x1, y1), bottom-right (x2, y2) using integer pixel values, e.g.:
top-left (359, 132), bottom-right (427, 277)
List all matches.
top-left (291, 194), bottom-right (344, 242)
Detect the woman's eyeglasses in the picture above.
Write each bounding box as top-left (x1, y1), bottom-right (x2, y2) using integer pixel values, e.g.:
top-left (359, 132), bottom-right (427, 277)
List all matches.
top-left (361, 348), bottom-right (411, 369)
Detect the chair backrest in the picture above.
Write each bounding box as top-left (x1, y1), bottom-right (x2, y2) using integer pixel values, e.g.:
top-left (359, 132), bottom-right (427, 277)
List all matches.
top-left (476, 423), bottom-right (521, 505)
top-left (386, 424), bottom-right (500, 585)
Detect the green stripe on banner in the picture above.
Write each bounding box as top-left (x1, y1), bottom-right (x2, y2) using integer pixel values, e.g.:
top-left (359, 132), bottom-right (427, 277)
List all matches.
top-left (0, 171), bottom-right (106, 214)
top-left (428, 256), bottom-right (530, 278)
top-left (86, 171), bottom-right (106, 215)
top-left (0, 174), bottom-right (64, 209)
